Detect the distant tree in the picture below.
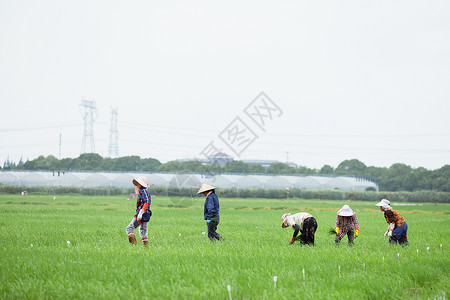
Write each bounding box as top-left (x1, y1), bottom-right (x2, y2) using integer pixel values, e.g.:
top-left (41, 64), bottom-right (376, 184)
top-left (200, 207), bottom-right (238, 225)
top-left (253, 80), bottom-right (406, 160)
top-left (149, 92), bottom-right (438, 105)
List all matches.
top-left (335, 159), bottom-right (366, 175)
top-left (319, 165), bottom-right (334, 174)
top-left (157, 161), bottom-right (183, 172)
top-left (223, 161), bottom-right (250, 173)
top-left (295, 166), bottom-right (316, 175)
top-left (204, 163), bottom-right (222, 174)
top-left (431, 165), bottom-right (450, 192)
top-left (112, 156), bottom-right (141, 171)
top-left (141, 158), bottom-right (162, 172)
top-left (266, 162), bottom-right (295, 174)
top-left (248, 164), bottom-right (265, 173)
top-left (69, 153), bottom-right (103, 170)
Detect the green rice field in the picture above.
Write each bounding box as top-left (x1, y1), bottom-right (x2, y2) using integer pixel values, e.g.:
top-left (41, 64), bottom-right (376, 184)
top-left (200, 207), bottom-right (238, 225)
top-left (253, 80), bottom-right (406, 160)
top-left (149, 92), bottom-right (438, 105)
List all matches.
top-left (0, 194), bottom-right (449, 299)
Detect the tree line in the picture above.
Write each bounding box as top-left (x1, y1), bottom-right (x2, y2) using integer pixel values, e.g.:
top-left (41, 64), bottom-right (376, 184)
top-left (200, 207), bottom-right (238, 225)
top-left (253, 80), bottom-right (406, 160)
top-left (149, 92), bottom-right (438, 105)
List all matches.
top-left (2, 154), bottom-right (449, 192)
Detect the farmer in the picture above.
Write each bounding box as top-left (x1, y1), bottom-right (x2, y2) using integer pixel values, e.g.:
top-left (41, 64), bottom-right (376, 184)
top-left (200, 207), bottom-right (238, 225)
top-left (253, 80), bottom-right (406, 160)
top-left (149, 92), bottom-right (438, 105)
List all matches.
top-left (334, 205), bottom-right (359, 245)
top-left (376, 199), bottom-right (408, 245)
top-left (282, 212), bottom-right (318, 246)
top-left (126, 176), bottom-right (152, 246)
top-left (197, 183), bottom-right (224, 241)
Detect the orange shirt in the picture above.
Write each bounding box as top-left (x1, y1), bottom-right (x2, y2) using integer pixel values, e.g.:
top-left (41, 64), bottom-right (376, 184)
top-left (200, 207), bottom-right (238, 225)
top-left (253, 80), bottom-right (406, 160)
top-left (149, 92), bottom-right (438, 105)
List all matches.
top-left (384, 208), bottom-right (405, 227)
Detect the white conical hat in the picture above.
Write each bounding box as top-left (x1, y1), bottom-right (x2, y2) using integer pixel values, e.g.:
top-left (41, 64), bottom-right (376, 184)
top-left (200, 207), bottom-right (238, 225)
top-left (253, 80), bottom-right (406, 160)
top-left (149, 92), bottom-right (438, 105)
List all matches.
top-left (132, 176), bottom-right (149, 188)
top-left (197, 183), bottom-right (215, 194)
top-left (337, 205), bottom-right (354, 216)
top-left (375, 199), bottom-right (390, 207)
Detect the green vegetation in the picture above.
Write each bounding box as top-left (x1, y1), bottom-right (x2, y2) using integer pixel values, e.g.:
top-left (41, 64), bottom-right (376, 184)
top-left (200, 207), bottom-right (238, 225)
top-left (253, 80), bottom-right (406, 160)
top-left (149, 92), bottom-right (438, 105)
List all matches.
top-left (3, 155), bottom-right (450, 192)
top-left (1, 194), bottom-right (449, 299)
top-left (1, 184), bottom-right (449, 203)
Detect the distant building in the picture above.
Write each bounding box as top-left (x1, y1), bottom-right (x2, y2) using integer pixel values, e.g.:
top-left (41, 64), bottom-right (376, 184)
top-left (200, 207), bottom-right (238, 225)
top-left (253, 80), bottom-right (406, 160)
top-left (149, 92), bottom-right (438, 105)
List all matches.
top-left (209, 152), bottom-right (233, 167)
top-left (242, 160), bottom-right (298, 169)
top-left (176, 152), bottom-right (234, 167)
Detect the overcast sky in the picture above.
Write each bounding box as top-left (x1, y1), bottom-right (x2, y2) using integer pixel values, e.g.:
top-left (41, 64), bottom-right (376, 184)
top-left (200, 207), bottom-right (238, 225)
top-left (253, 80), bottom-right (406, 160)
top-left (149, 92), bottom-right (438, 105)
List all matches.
top-left (1, 0), bottom-right (449, 170)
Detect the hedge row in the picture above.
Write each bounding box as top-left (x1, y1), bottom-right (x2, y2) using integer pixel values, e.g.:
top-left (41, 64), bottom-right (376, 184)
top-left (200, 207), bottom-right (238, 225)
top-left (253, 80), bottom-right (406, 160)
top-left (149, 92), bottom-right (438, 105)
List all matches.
top-left (1, 184), bottom-right (449, 203)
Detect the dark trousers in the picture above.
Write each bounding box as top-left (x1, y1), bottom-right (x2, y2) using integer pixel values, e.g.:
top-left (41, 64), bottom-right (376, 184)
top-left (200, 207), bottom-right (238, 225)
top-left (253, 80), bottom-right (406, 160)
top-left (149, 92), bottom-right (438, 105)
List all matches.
top-left (335, 229), bottom-right (355, 245)
top-left (390, 222), bottom-right (408, 245)
top-left (207, 216), bottom-right (223, 241)
top-left (298, 217), bottom-right (317, 245)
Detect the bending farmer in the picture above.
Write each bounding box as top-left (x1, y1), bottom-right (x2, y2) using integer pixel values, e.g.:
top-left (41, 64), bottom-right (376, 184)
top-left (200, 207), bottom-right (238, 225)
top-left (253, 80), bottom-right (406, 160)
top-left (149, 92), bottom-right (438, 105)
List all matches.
top-left (282, 212), bottom-right (317, 246)
top-left (376, 199), bottom-right (408, 246)
top-left (335, 205), bottom-right (359, 245)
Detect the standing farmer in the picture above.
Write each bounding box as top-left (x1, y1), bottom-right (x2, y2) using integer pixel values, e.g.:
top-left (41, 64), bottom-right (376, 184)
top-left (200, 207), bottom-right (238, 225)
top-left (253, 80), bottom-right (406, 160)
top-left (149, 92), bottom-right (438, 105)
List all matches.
top-left (197, 184), bottom-right (224, 241)
top-left (282, 212), bottom-right (318, 246)
top-left (376, 199), bottom-right (408, 246)
top-left (126, 176), bottom-right (152, 246)
top-left (334, 205), bottom-right (359, 245)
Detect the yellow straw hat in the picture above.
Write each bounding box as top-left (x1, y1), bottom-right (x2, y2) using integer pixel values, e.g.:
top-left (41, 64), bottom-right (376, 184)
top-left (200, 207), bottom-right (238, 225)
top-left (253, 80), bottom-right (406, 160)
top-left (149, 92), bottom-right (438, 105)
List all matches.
top-left (197, 183), bottom-right (215, 194)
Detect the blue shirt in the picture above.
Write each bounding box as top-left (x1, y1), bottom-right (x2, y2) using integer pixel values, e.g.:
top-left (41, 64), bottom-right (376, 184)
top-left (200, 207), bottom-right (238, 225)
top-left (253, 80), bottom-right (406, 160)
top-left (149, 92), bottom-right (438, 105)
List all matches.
top-left (135, 188), bottom-right (151, 216)
top-left (204, 192), bottom-right (219, 220)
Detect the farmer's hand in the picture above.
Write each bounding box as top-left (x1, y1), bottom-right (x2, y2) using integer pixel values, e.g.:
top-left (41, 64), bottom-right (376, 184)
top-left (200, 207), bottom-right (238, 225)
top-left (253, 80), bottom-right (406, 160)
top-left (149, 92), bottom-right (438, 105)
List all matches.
top-left (137, 209), bottom-right (144, 220)
top-left (289, 236), bottom-right (296, 244)
top-left (388, 223), bottom-right (395, 231)
top-left (335, 227), bottom-right (339, 235)
top-left (355, 229), bottom-right (359, 237)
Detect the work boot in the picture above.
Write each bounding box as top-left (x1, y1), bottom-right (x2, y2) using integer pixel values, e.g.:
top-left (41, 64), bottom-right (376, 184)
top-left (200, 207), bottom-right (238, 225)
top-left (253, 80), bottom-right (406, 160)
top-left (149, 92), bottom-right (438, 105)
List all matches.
top-left (142, 238), bottom-right (149, 247)
top-left (128, 233), bottom-right (137, 245)
top-left (399, 238), bottom-right (409, 246)
top-left (389, 237), bottom-right (398, 245)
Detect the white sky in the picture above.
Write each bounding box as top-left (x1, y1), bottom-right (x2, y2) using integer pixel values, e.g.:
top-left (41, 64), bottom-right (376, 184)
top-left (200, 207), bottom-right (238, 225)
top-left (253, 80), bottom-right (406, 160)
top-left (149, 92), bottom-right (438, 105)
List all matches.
top-left (1, 0), bottom-right (449, 170)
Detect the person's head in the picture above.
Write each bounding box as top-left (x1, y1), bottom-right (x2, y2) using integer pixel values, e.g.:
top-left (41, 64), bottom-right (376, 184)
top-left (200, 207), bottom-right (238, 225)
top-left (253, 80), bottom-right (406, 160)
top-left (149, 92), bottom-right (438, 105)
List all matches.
top-left (132, 176), bottom-right (149, 189)
top-left (197, 184), bottom-right (215, 196)
top-left (281, 213), bottom-right (291, 228)
top-left (375, 199), bottom-right (391, 211)
top-left (202, 189), bottom-right (215, 196)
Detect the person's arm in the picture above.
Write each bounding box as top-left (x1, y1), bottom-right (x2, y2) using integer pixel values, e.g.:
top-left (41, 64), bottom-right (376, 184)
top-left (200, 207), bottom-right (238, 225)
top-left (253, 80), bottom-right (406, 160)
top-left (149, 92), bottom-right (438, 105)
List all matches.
top-left (289, 224), bottom-right (300, 244)
top-left (137, 190), bottom-right (150, 220)
top-left (385, 210), bottom-right (396, 224)
top-left (335, 215), bottom-right (340, 235)
top-left (292, 224), bottom-right (300, 237)
top-left (204, 195), bottom-right (214, 220)
top-left (354, 215), bottom-right (360, 237)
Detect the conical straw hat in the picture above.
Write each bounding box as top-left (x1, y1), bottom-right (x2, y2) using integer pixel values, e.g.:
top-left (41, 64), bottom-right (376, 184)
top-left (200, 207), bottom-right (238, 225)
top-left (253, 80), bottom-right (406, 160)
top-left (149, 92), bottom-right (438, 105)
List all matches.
top-left (197, 183), bottom-right (215, 194)
top-left (132, 176), bottom-right (149, 188)
top-left (337, 205), bottom-right (354, 216)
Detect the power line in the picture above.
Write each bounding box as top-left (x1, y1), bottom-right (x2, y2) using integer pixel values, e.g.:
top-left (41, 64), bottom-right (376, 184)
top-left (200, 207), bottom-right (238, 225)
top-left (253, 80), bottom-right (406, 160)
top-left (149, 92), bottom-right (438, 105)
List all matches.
top-left (0, 121), bottom-right (81, 133)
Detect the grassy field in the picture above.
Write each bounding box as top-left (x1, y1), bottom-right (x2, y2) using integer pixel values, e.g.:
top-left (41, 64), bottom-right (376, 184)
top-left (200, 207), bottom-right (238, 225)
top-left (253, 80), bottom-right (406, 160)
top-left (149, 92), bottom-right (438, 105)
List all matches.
top-left (0, 193), bottom-right (449, 299)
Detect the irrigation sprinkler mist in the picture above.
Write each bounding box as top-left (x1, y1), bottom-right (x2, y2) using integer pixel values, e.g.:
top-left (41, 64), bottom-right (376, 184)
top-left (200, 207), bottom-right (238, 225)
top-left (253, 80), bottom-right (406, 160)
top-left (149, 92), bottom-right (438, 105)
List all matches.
top-left (302, 268), bottom-right (305, 282)
top-left (427, 247), bottom-right (430, 252)
top-left (67, 241), bottom-right (70, 247)
top-left (273, 276), bottom-right (277, 288)
top-left (397, 253), bottom-right (400, 260)
top-left (227, 285), bottom-right (232, 300)
top-left (30, 244), bottom-right (33, 248)
top-left (338, 265), bottom-right (341, 277)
